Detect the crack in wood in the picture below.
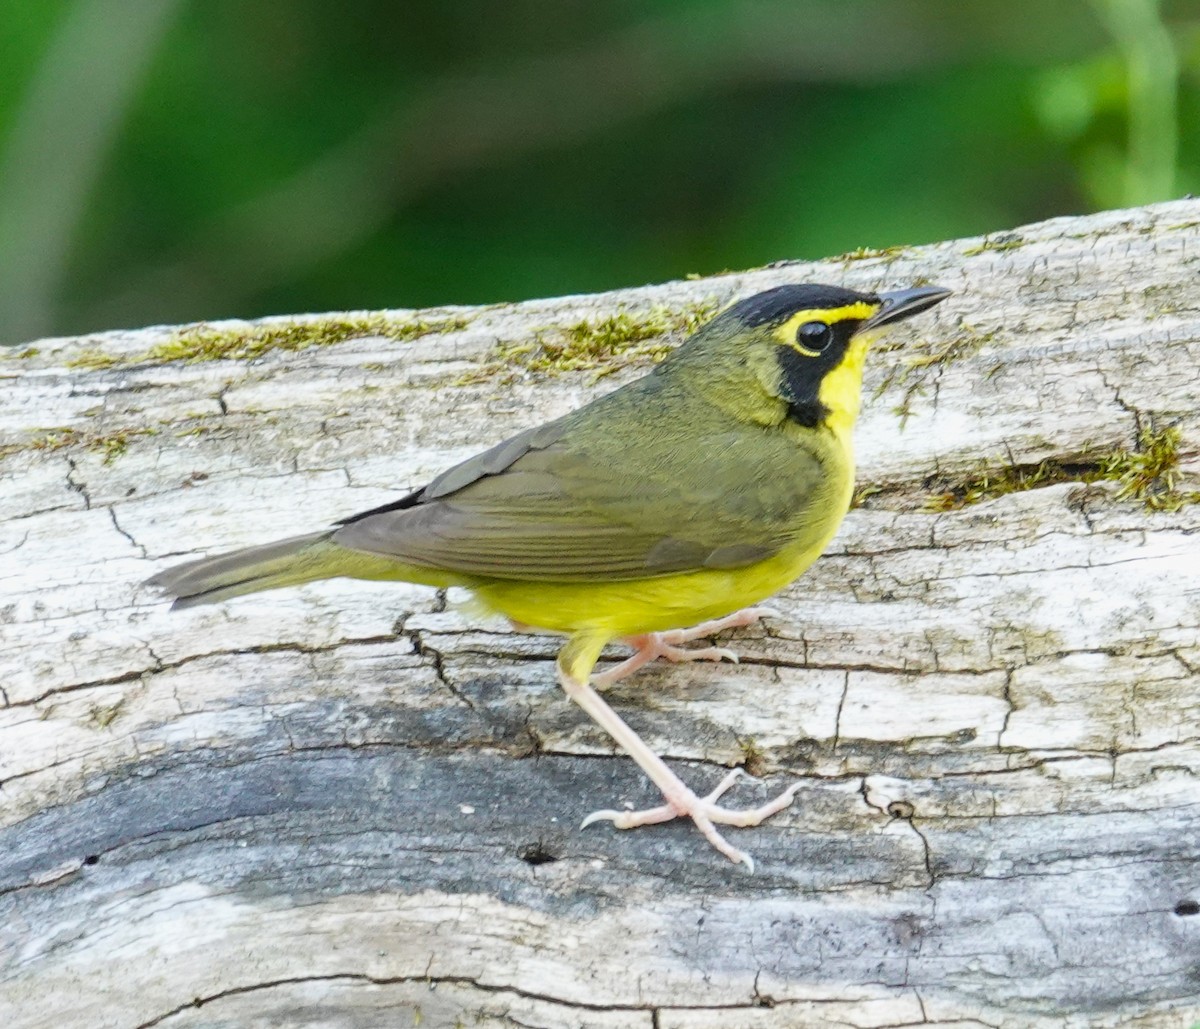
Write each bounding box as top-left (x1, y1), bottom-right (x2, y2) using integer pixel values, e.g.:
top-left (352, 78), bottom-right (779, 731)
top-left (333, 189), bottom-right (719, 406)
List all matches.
top-left (4, 200), bottom-right (1200, 1028)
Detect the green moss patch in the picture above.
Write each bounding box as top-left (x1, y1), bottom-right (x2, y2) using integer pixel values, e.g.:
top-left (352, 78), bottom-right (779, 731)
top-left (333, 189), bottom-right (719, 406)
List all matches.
top-left (65, 349), bottom-right (121, 370)
top-left (87, 699), bottom-right (126, 729)
top-left (962, 232), bottom-right (1026, 257)
top-left (838, 244), bottom-right (911, 263)
top-left (463, 300), bottom-right (719, 383)
top-left (33, 313), bottom-right (469, 370)
top-left (143, 313), bottom-right (469, 365)
top-left (0, 425), bottom-right (159, 465)
top-left (921, 427), bottom-right (1196, 512)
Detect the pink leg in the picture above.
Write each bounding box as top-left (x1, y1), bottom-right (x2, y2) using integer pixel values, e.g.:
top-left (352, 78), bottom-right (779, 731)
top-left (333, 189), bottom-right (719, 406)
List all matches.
top-left (593, 606), bottom-right (780, 687)
top-left (557, 652), bottom-right (797, 871)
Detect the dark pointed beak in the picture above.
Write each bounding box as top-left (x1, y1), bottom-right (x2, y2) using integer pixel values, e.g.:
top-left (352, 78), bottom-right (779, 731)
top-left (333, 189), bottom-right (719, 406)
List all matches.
top-left (863, 285), bottom-right (953, 331)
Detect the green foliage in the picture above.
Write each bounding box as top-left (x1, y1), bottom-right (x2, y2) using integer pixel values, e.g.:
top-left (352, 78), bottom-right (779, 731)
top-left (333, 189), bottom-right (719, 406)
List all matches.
top-left (0, 2), bottom-right (1197, 344)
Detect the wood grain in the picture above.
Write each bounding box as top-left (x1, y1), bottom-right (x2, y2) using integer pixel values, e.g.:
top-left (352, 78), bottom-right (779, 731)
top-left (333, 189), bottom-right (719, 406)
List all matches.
top-left (2, 200), bottom-right (1199, 1028)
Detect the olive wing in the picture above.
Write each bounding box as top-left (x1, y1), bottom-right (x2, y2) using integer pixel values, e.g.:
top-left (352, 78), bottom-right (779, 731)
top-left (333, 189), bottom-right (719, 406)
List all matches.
top-left (332, 412), bottom-right (828, 582)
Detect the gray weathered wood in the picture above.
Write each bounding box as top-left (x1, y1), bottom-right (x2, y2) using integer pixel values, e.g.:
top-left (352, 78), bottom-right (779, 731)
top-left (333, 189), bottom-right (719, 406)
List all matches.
top-left (2, 200), bottom-right (1199, 1028)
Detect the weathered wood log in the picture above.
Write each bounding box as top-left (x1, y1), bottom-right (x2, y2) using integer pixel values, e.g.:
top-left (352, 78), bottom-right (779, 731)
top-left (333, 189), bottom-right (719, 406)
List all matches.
top-left (2, 200), bottom-right (1199, 1028)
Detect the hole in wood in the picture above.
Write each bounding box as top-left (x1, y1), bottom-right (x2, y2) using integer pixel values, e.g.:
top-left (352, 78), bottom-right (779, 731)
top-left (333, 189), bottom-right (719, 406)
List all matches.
top-left (519, 843), bottom-right (558, 866)
top-left (1174, 900), bottom-right (1199, 917)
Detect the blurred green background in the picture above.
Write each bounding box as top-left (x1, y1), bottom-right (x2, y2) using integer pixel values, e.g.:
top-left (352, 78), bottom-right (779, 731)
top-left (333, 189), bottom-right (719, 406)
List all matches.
top-left (1, 0), bottom-right (1197, 345)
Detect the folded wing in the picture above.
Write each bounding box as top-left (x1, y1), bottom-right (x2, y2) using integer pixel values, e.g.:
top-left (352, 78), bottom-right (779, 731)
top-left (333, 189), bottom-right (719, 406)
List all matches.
top-left (333, 396), bottom-right (827, 582)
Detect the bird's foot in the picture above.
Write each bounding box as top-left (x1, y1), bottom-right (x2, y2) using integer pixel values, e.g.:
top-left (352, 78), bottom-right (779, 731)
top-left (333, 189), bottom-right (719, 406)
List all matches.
top-left (556, 642), bottom-right (794, 870)
top-left (593, 605), bottom-right (781, 686)
top-left (582, 768), bottom-right (799, 872)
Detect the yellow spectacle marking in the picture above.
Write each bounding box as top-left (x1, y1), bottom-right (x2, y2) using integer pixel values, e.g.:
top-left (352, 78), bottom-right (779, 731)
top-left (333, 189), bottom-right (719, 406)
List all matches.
top-left (792, 340), bottom-right (823, 358)
top-left (771, 302), bottom-right (878, 355)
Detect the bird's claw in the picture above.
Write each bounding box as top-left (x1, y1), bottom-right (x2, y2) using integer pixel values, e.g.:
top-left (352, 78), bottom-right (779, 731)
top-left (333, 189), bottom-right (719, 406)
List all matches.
top-left (659, 643), bottom-right (738, 665)
top-left (581, 768), bottom-right (800, 871)
top-left (745, 604), bottom-right (784, 622)
top-left (580, 808), bottom-right (625, 830)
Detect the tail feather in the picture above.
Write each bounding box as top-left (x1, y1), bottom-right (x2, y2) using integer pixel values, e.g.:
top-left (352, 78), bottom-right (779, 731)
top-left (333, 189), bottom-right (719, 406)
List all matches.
top-left (145, 531), bottom-right (342, 609)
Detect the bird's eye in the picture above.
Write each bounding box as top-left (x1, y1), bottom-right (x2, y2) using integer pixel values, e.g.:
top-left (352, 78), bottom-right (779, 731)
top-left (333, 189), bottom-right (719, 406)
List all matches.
top-left (796, 321), bottom-right (833, 354)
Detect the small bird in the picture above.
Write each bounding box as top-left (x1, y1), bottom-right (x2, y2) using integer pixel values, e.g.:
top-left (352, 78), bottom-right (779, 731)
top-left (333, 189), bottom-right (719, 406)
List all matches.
top-left (147, 282), bottom-right (950, 869)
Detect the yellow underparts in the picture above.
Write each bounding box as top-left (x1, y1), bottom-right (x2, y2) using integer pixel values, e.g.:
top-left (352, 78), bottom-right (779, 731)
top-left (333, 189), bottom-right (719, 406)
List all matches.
top-left (472, 526), bottom-right (838, 641)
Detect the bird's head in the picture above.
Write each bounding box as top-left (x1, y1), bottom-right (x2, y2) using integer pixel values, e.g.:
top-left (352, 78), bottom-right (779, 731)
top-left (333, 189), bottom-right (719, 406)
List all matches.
top-left (678, 282), bottom-right (952, 435)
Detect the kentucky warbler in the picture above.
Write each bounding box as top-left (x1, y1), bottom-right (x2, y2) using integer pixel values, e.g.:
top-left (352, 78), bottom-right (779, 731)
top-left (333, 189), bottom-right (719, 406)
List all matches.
top-left (147, 282), bottom-right (951, 870)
